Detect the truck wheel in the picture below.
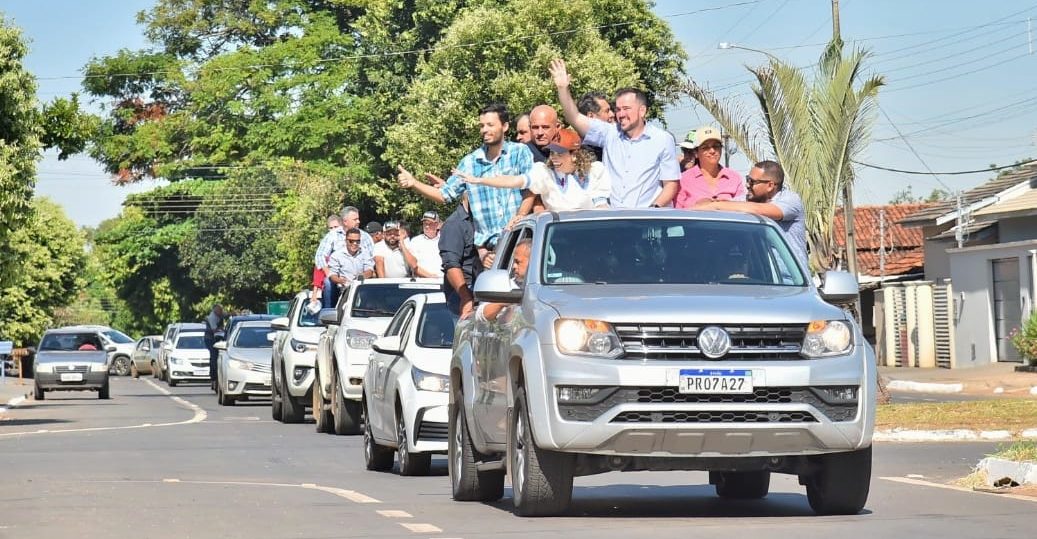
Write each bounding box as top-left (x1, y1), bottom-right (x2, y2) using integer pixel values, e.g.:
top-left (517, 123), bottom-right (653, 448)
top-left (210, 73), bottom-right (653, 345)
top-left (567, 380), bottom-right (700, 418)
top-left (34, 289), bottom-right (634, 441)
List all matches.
top-left (112, 356), bottom-right (132, 377)
top-left (271, 365), bottom-right (284, 421)
top-left (397, 408), bottom-right (431, 476)
top-left (98, 378), bottom-right (111, 400)
top-left (313, 369), bottom-right (333, 433)
top-left (363, 399), bottom-right (394, 471)
top-left (510, 386), bottom-right (573, 516)
top-left (804, 446), bottom-right (872, 515)
top-left (34, 382), bottom-right (45, 401)
top-left (331, 369), bottom-right (360, 434)
top-left (711, 471), bottom-right (770, 499)
top-left (449, 392), bottom-right (504, 502)
top-left (281, 363), bottom-right (304, 423)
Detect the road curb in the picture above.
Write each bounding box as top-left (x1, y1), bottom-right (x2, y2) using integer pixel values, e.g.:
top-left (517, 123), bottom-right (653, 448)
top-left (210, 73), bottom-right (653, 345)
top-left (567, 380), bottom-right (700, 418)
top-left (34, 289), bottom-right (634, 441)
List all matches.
top-left (875, 428), bottom-right (1037, 442)
top-left (0, 394), bottom-right (27, 415)
top-left (886, 380), bottom-right (964, 393)
top-left (978, 457), bottom-right (1037, 486)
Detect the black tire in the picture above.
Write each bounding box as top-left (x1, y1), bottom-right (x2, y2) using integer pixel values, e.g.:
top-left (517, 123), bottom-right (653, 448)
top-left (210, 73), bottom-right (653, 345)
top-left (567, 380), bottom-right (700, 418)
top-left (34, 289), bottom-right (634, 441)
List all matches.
top-left (217, 385), bottom-right (235, 406)
top-left (397, 407), bottom-right (431, 476)
top-left (271, 362), bottom-right (284, 421)
top-left (168, 378), bottom-right (178, 387)
top-left (711, 471), bottom-right (770, 499)
top-left (131, 363), bottom-right (139, 379)
top-left (281, 363), bottom-right (304, 424)
top-left (34, 382), bottom-right (45, 401)
top-left (510, 386), bottom-right (573, 516)
top-left (448, 392), bottom-right (504, 502)
top-left (151, 362), bottom-right (159, 379)
top-left (363, 398), bottom-right (394, 471)
top-left (112, 356), bottom-right (131, 377)
top-left (98, 378), bottom-right (110, 400)
top-left (313, 368), bottom-right (333, 433)
top-left (331, 369), bottom-right (361, 434)
top-left (804, 446), bottom-right (872, 515)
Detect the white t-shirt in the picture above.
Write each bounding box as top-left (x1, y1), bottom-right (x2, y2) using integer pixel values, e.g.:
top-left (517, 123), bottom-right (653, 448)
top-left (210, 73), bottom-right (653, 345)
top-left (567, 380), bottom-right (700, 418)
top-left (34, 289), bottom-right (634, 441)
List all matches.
top-left (522, 161), bottom-right (611, 211)
top-left (373, 240), bottom-right (410, 278)
top-left (408, 233), bottom-right (444, 277)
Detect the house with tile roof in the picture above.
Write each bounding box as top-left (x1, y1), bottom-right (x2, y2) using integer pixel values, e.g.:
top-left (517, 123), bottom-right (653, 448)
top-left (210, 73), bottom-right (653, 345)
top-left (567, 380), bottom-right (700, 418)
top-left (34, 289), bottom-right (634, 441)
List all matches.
top-left (900, 161), bottom-right (1037, 367)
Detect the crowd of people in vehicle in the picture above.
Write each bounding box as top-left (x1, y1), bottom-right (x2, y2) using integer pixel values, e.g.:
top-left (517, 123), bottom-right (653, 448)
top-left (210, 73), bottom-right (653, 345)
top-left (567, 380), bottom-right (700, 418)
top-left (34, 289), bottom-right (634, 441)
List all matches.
top-left (309, 58), bottom-right (808, 318)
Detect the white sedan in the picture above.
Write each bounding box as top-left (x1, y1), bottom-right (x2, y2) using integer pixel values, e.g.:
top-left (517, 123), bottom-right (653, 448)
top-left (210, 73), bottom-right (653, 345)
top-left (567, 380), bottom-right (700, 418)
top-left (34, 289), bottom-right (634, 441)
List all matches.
top-left (363, 292), bottom-right (456, 476)
top-left (215, 320), bottom-right (274, 405)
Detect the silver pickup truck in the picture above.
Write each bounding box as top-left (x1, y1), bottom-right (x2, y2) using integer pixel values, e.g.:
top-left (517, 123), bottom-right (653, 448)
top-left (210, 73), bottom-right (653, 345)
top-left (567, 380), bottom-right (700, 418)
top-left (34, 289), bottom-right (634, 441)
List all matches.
top-left (33, 327), bottom-right (115, 400)
top-left (449, 209), bottom-right (876, 517)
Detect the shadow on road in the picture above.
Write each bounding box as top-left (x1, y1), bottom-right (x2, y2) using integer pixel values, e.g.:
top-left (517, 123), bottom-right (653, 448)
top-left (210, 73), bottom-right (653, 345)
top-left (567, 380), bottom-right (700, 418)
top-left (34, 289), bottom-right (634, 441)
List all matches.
top-left (0, 418), bottom-right (74, 427)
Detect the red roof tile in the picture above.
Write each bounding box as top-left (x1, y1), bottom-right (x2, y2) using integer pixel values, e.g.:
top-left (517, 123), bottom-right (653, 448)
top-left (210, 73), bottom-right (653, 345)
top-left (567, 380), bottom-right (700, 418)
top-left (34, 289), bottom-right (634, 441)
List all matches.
top-left (834, 204), bottom-right (934, 277)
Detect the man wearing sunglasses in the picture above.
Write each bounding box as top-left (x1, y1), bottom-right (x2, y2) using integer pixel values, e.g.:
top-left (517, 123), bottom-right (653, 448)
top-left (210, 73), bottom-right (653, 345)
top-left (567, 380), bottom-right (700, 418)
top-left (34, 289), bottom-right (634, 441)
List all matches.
top-left (694, 160), bottom-right (808, 270)
top-left (327, 228), bottom-right (375, 305)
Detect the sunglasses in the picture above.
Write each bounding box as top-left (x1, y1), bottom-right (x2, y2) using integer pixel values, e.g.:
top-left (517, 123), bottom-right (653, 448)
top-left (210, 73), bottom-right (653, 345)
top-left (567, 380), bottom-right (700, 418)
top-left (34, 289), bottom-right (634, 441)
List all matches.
top-left (346, 239), bottom-right (362, 244)
top-left (746, 176), bottom-right (772, 187)
top-left (698, 143), bottom-right (723, 152)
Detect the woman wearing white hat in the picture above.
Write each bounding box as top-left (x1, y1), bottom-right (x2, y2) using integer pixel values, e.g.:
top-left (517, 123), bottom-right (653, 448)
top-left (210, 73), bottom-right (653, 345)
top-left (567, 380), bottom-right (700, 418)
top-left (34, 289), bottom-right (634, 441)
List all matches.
top-left (674, 126), bottom-right (745, 209)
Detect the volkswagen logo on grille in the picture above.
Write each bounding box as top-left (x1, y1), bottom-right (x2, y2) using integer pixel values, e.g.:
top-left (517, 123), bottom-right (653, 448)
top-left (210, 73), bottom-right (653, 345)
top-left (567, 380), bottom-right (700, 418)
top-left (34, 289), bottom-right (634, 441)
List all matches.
top-left (697, 326), bottom-right (731, 359)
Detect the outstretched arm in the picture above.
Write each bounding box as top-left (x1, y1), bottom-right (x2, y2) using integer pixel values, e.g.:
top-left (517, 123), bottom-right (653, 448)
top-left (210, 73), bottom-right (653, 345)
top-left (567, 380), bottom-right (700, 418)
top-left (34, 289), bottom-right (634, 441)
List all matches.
top-left (696, 199), bottom-right (784, 221)
top-left (452, 168), bottom-right (525, 190)
top-left (550, 59), bottom-right (591, 137)
top-left (398, 165), bottom-right (446, 204)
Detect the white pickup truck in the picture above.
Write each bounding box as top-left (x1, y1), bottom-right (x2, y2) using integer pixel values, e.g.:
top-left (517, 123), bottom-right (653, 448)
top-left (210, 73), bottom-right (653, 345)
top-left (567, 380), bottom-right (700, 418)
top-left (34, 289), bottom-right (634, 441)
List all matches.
top-left (313, 278), bottom-right (440, 434)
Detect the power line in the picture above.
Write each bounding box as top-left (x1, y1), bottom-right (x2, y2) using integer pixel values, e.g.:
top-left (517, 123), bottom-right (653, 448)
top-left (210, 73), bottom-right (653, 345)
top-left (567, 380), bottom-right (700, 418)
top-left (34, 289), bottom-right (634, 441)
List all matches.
top-left (886, 52), bottom-right (1032, 93)
top-left (854, 157), bottom-right (1037, 176)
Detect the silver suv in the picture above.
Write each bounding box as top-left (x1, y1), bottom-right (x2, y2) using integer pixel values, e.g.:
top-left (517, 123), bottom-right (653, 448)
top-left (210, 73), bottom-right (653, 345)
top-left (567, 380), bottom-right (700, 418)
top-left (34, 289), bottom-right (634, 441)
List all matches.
top-left (449, 210), bottom-right (876, 517)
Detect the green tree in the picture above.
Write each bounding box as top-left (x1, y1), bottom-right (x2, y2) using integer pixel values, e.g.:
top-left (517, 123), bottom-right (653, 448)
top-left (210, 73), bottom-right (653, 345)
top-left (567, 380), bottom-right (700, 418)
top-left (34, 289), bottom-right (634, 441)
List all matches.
top-left (0, 198), bottom-right (87, 347)
top-left (685, 36), bottom-right (883, 272)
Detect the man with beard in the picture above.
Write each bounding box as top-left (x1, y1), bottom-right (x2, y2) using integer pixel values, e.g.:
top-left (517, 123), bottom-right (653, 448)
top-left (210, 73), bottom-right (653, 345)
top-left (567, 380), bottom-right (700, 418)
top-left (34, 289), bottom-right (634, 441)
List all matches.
top-left (397, 103), bottom-right (534, 266)
top-left (694, 160), bottom-right (807, 269)
top-left (477, 239), bottom-right (531, 322)
top-left (550, 58), bottom-right (679, 208)
top-left (577, 92), bottom-right (613, 161)
top-left (374, 221), bottom-right (411, 278)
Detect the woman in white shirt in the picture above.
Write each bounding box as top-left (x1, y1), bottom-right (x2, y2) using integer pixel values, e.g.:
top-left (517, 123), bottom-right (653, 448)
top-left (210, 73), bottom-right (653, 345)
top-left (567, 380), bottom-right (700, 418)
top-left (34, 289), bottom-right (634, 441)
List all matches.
top-left (454, 128), bottom-right (611, 211)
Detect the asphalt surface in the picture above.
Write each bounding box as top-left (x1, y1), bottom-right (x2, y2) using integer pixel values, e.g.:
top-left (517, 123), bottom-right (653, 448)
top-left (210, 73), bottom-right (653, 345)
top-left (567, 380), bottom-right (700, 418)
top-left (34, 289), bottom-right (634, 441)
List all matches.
top-left (1, 377), bottom-right (1034, 539)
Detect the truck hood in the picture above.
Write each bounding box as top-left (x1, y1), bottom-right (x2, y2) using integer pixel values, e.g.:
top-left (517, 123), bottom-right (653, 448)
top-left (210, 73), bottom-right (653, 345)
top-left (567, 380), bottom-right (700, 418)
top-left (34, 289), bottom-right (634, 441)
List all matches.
top-left (345, 317), bottom-right (393, 336)
top-left (35, 350), bottom-right (108, 364)
top-left (534, 284), bottom-right (847, 325)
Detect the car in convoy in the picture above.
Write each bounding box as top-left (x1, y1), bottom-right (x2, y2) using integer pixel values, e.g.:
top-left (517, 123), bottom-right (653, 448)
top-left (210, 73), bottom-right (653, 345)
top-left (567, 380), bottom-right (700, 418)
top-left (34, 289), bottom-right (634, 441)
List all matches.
top-left (313, 278), bottom-right (440, 435)
top-left (214, 320), bottom-right (275, 406)
top-left (32, 327), bottom-right (114, 400)
top-left (53, 325), bottom-right (137, 376)
top-left (130, 335), bottom-right (162, 378)
top-left (156, 323), bottom-right (206, 381)
top-left (211, 314), bottom-right (277, 392)
top-left (270, 291), bottom-right (324, 423)
top-left (449, 210), bottom-right (876, 517)
top-left (363, 292), bottom-right (457, 475)
top-left (165, 330), bottom-right (210, 387)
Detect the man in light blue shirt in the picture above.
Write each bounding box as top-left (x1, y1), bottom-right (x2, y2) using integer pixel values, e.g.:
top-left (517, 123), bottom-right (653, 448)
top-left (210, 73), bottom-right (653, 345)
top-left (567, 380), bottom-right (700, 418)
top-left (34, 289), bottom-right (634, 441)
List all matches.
top-left (550, 59), bottom-right (680, 208)
top-left (694, 160), bottom-right (809, 271)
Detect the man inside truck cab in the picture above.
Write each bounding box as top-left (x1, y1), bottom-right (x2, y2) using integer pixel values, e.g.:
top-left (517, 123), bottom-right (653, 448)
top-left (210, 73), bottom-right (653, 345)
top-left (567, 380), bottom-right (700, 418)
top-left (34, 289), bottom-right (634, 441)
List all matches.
top-left (477, 239), bottom-right (531, 323)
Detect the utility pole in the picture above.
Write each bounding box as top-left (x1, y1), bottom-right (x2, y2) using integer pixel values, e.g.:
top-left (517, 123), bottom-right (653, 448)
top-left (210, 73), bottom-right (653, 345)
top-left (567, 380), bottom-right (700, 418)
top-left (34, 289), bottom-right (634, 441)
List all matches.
top-left (1028, 17), bottom-right (1033, 55)
top-left (832, 0), bottom-right (858, 284)
top-left (954, 192), bottom-right (966, 248)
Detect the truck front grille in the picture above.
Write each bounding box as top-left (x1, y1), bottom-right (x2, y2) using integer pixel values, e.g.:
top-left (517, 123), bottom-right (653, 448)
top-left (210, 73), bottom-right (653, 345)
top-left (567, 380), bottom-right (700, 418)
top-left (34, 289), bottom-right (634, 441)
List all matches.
top-left (613, 323), bottom-right (805, 361)
top-left (611, 410), bottom-right (817, 423)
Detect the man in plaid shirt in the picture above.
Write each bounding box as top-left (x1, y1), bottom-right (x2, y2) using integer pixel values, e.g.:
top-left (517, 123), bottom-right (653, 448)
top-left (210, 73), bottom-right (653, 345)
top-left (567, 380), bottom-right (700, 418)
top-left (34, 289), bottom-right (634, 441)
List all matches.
top-left (397, 103), bottom-right (535, 262)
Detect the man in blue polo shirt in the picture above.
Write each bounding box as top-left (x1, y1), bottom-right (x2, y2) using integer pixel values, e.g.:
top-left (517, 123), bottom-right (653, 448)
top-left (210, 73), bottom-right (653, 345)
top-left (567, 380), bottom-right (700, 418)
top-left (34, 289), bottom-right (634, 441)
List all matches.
top-left (550, 58), bottom-right (680, 208)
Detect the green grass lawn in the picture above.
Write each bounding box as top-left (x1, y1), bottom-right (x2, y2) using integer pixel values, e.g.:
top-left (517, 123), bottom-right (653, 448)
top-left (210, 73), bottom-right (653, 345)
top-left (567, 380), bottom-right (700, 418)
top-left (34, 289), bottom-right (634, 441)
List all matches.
top-left (876, 399), bottom-right (1037, 431)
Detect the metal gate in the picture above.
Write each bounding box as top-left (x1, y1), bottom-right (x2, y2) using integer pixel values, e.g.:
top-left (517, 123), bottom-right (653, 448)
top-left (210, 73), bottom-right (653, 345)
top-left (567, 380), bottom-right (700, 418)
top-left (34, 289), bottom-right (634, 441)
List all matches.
top-left (991, 258), bottom-right (1022, 362)
top-left (879, 281), bottom-right (955, 368)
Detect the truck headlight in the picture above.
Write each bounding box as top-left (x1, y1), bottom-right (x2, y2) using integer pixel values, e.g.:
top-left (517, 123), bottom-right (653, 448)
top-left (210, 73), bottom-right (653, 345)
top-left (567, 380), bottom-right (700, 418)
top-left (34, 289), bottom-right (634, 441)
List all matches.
top-left (229, 358), bottom-right (254, 371)
top-left (411, 367), bottom-right (449, 393)
top-left (555, 319), bottom-right (623, 358)
top-left (290, 338), bottom-right (316, 353)
top-left (801, 320), bottom-right (853, 358)
top-left (346, 329), bottom-right (377, 349)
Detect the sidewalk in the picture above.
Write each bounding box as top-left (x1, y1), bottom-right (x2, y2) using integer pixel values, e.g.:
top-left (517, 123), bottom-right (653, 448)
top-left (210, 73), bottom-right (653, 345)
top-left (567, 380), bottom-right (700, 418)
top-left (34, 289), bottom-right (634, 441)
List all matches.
top-left (881, 363), bottom-right (1037, 397)
top-left (0, 376), bottom-right (32, 416)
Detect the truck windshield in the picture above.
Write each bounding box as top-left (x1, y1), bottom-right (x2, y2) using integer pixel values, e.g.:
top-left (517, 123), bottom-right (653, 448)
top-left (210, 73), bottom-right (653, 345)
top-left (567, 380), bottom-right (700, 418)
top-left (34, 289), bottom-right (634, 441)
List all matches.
top-left (351, 284), bottom-right (441, 318)
top-left (541, 219), bottom-right (807, 286)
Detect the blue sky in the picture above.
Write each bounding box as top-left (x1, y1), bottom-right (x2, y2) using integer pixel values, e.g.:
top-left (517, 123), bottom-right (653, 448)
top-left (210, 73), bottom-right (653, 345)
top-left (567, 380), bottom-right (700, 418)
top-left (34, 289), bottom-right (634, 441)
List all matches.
top-left (6, 0), bottom-right (1037, 226)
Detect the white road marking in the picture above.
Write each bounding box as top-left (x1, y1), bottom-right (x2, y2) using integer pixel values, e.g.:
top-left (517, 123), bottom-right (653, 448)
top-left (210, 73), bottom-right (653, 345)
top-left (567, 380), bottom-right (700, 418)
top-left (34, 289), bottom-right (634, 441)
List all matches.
top-left (302, 484), bottom-right (382, 503)
top-left (0, 378), bottom-right (206, 437)
top-left (880, 476), bottom-right (1037, 503)
top-left (399, 523), bottom-right (442, 533)
top-left (377, 510), bottom-right (413, 518)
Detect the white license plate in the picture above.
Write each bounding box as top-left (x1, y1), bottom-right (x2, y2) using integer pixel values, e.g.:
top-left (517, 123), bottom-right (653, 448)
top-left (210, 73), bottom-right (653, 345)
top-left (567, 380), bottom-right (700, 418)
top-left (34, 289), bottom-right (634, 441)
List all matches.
top-left (194, 369), bottom-right (209, 377)
top-left (679, 369), bottom-right (753, 394)
top-left (60, 372), bottom-right (83, 382)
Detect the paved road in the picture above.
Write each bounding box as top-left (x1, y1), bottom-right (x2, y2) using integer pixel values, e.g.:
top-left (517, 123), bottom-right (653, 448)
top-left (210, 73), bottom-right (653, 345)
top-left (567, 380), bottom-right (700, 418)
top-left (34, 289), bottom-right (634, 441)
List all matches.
top-left (1, 377), bottom-right (1033, 539)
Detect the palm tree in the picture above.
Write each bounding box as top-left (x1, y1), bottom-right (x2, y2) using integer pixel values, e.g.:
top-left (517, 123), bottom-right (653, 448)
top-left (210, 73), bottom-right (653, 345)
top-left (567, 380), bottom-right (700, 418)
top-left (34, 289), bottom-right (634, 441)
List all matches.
top-left (684, 37), bottom-right (884, 272)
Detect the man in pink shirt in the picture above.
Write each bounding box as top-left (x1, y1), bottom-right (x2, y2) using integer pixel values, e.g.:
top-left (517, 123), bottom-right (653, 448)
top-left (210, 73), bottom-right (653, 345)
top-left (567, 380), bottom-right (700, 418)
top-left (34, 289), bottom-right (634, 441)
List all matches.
top-left (674, 126), bottom-right (745, 208)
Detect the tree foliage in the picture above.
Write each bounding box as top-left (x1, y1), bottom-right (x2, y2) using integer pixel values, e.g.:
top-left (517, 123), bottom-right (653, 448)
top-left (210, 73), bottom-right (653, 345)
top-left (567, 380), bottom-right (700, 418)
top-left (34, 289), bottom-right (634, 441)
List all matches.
top-left (0, 198), bottom-right (87, 347)
top-left (889, 185), bottom-right (951, 205)
top-left (685, 38), bottom-right (883, 272)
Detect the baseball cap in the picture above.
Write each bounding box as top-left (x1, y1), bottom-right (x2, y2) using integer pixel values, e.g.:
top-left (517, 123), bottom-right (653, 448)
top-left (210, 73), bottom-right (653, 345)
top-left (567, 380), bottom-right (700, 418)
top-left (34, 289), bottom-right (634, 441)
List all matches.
top-left (382, 220), bottom-right (400, 231)
top-left (421, 210), bottom-right (440, 222)
top-left (694, 126), bottom-right (723, 147)
top-left (364, 221), bottom-right (382, 233)
top-left (679, 129), bottom-right (698, 150)
top-left (545, 128), bottom-right (581, 154)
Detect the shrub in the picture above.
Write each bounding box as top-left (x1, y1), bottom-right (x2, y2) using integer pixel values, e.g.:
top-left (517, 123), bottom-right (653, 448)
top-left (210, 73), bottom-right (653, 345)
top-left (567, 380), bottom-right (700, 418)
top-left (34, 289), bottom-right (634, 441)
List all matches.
top-left (1010, 311), bottom-right (1037, 366)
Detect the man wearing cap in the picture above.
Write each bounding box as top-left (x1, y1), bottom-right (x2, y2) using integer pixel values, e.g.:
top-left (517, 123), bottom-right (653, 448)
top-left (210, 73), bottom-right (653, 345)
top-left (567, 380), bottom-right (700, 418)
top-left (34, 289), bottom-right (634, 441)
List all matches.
top-left (694, 160), bottom-right (808, 270)
top-left (455, 128), bottom-right (610, 212)
top-left (397, 103), bottom-right (535, 263)
top-left (364, 221), bottom-right (384, 245)
top-left (407, 211), bottom-right (444, 278)
top-left (677, 130), bottom-right (698, 172)
top-left (675, 126), bottom-right (745, 209)
top-left (550, 58), bottom-right (680, 208)
top-left (373, 221), bottom-right (411, 278)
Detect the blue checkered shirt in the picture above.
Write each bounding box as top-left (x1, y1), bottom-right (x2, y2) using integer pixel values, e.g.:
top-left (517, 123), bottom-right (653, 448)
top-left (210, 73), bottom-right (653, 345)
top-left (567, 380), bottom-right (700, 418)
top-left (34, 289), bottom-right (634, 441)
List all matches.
top-left (439, 141), bottom-right (532, 246)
